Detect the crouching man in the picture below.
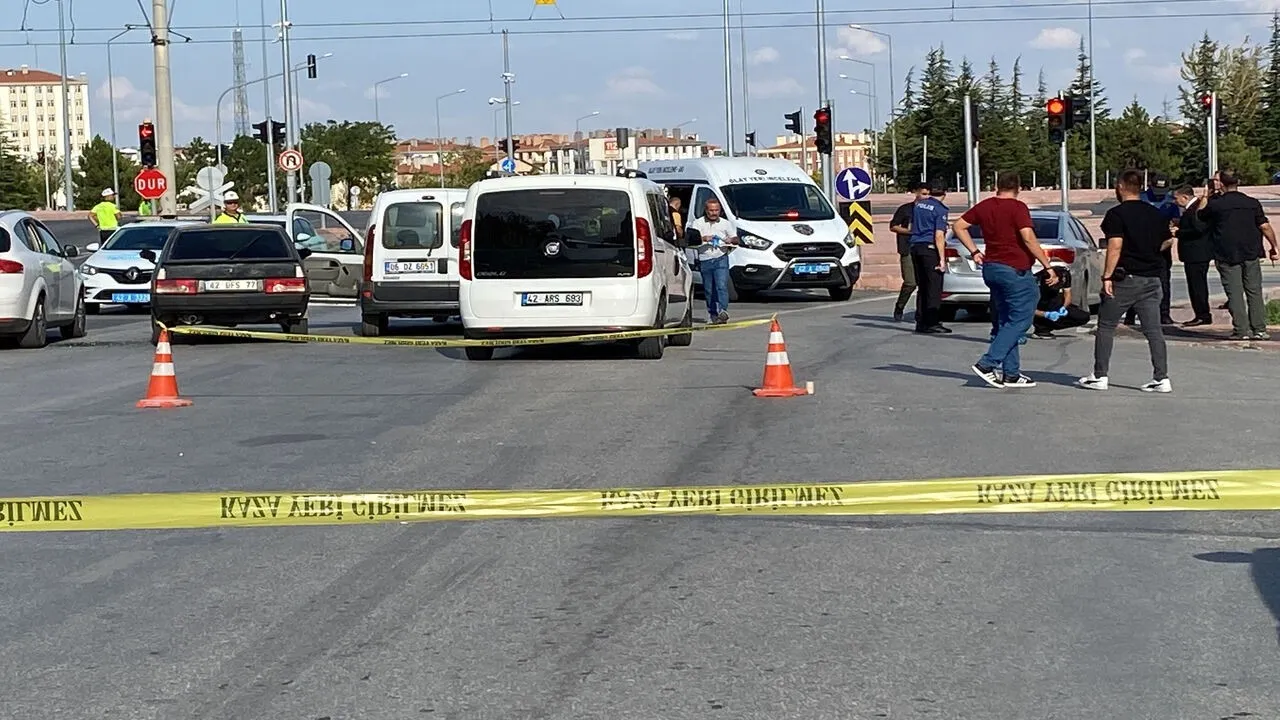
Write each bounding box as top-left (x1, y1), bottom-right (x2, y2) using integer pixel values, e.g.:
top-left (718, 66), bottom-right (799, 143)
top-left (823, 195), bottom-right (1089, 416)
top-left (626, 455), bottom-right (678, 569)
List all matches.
top-left (1031, 266), bottom-right (1090, 339)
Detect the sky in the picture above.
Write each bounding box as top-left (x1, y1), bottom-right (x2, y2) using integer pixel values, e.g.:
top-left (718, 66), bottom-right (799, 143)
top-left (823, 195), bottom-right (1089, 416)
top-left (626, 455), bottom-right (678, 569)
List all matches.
top-left (8, 0), bottom-right (1280, 150)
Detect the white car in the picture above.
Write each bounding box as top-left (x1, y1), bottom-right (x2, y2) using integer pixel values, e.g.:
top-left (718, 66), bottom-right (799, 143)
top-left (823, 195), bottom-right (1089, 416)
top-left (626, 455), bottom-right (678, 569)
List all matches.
top-left (80, 219), bottom-right (199, 313)
top-left (248, 203), bottom-right (364, 302)
top-left (458, 169), bottom-right (695, 360)
top-left (0, 210), bottom-right (87, 348)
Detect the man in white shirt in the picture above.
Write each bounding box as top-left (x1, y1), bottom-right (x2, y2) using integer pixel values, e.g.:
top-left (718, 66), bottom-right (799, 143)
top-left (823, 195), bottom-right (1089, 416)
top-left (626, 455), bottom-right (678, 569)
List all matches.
top-left (686, 197), bottom-right (739, 323)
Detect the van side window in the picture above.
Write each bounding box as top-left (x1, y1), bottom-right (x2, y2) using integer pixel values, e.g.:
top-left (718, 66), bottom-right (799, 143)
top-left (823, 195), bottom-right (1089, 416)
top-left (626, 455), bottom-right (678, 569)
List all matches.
top-left (646, 194), bottom-right (674, 240)
top-left (692, 186), bottom-right (717, 219)
top-left (449, 202), bottom-right (465, 247)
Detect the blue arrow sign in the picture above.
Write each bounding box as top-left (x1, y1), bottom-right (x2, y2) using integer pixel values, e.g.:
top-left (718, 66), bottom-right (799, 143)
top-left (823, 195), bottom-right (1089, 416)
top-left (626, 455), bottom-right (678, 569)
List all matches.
top-left (500, 157), bottom-right (516, 174)
top-left (836, 167), bottom-right (873, 201)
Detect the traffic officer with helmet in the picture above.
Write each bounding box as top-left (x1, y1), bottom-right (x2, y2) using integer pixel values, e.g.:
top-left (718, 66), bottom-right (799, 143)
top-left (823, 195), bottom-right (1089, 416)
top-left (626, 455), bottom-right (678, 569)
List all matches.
top-left (213, 191), bottom-right (248, 224)
top-left (89, 188), bottom-right (122, 243)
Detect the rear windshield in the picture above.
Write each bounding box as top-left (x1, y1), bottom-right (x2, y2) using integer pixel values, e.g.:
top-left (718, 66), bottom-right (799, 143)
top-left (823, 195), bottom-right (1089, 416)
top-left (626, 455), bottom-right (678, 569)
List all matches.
top-left (382, 201), bottom-right (444, 250)
top-left (102, 225), bottom-right (175, 251)
top-left (718, 182), bottom-right (835, 221)
top-left (473, 189), bottom-right (635, 279)
top-left (166, 228), bottom-right (294, 262)
top-left (959, 217), bottom-right (1059, 241)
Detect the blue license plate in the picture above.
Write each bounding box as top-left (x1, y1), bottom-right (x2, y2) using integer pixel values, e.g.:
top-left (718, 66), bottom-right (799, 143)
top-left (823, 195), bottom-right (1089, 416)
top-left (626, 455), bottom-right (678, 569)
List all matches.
top-left (793, 263), bottom-right (830, 275)
top-left (111, 293), bottom-right (150, 304)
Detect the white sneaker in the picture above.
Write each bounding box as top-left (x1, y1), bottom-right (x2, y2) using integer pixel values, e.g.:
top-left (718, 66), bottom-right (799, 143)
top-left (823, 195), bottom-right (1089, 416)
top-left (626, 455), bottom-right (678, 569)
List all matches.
top-left (1141, 378), bottom-right (1172, 393)
top-left (1001, 374), bottom-right (1037, 388)
top-left (1077, 374), bottom-right (1109, 391)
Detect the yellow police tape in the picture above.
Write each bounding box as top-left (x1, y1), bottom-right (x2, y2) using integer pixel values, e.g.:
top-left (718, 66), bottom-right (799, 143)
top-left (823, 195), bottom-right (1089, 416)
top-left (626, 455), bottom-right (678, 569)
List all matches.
top-left (3, 470), bottom-right (1278, 532)
top-left (164, 316), bottom-right (771, 347)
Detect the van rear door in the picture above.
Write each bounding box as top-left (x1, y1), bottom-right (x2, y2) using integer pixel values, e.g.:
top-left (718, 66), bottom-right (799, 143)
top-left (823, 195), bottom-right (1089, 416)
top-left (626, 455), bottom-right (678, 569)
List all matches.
top-left (467, 187), bottom-right (640, 320)
top-left (371, 196), bottom-right (460, 285)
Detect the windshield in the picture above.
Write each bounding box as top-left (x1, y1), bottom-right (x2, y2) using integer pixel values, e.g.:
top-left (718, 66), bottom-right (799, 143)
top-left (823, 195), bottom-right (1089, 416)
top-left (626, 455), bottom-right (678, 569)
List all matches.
top-left (718, 182), bottom-right (835, 221)
top-left (955, 217), bottom-right (1060, 242)
top-left (102, 225), bottom-right (179, 251)
top-left (473, 188), bottom-right (635, 279)
top-left (166, 228), bottom-right (294, 262)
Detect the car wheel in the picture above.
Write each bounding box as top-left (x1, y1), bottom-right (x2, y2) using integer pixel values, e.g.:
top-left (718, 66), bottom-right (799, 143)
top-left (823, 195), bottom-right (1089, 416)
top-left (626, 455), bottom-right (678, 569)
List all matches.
top-left (17, 296), bottom-right (48, 349)
top-left (669, 302), bottom-right (693, 347)
top-left (359, 313), bottom-right (384, 337)
top-left (86, 302), bottom-right (101, 315)
top-left (60, 296), bottom-right (87, 339)
top-left (938, 305), bottom-right (959, 322)
top-left (464, 346), bottom-right (494, 361)
top-left (283, 318), bottom-right (309, 335)
top-left (634, 301), bottom-right (666, 359)
top-left (828, 286), bottom-right (854, 301)
top-left (737, 288), bottom-right (761, 302)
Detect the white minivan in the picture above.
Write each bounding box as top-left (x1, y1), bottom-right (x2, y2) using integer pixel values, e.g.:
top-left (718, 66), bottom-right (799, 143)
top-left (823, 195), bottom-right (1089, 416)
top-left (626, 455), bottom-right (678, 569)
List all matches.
top-left (359, 188), bottom-right (468, 336)
top-left (640, 157), bottom-right (861, 301)
top-left (458, 170), bottom-right (695, 361)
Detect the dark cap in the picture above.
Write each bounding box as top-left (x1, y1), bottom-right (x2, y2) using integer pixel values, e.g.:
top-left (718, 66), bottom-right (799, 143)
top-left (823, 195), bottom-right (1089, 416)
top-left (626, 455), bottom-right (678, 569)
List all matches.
top-left (1151, 173), bottom-right (1169, 189)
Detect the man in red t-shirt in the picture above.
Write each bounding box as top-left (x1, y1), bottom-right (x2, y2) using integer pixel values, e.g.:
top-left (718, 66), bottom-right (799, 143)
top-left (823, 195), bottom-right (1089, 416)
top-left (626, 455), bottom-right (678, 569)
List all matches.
top-left (951, 171), bottom-right (1057, 389)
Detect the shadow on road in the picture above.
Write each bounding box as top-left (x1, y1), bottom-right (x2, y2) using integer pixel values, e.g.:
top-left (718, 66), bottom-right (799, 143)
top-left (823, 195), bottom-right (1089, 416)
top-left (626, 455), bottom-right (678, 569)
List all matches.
top-left (1195, 548), bottom-right (1280, 646)
top-left (874, 362), bottom-right (1085, 389)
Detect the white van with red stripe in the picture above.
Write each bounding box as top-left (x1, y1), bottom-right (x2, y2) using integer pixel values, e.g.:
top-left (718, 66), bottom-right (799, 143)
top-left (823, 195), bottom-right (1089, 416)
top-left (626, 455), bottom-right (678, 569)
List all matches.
top-left (458, 170), bottom-right (695, 361)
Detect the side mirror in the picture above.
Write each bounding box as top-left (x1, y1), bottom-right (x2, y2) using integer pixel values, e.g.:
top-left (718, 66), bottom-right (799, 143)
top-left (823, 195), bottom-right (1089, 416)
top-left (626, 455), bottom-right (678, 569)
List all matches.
top-left (296, 232), bottom-right (311, 242)
top-left (139, 249), bottom-right (157, 263)
top-left (339, 238), bottom-right (355, 252)
top-left (62, 245), bottom-right (79, 257)
top-left (296, 247), bottom-right (313, 259)
top-left (85, 242), bottom-right (101, 252)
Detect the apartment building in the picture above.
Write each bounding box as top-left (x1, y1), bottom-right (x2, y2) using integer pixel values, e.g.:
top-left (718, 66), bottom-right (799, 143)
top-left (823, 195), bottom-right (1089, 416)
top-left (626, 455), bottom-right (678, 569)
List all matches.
top-left (0, 66), bottom-right (91, 164)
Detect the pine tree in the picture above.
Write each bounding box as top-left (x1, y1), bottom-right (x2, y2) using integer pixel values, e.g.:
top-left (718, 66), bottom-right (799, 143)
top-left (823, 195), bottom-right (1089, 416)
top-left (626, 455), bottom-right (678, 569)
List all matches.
top-left (1105, 99), bottom-right (1178, 175)
top-left (900, 66), bottom-right (917, 113)
top-left (1178, 33), bottom-right (1222, 179)
top-left (1261, 13), bottom-right (1280, 166)
top-left (1025, 69), bottom-right (1056, 188)
top-left (915, 46), bottom-right (958, 186)
top-left (1069, 38), bottom-right (1110, 119)
top-left (0, 128), bottom-right (41, 209)
top-left (1009, 57), bottom-right (1026, 118)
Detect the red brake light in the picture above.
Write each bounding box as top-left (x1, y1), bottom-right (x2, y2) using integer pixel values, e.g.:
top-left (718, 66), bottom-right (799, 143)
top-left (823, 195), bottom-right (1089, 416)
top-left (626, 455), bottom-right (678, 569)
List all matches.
top-left (154, 278), bottom-right (198, 294)
top-left (0, 259), bottom-right (22, 273)
top-left (944, 247), bottom-right (960, 260)
top-left (458, 219), bottom-right (473, 280)
top-left (362, 225), bottom-right (376, 281)
top-left (1047, 247), bottom-right (1076, 264)
top-left (265, 277), bottom-right (307, 293)
top-left (635, 217), bottom-right (653, 278)
top-left (784, 209), bottom-right (799, 219)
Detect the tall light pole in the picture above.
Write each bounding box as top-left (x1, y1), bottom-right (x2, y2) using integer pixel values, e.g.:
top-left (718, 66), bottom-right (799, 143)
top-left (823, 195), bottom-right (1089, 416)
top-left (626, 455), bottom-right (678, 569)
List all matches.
top-left (54, 0), bottom-right (76, 210)
top-left (372, 73), bottom-right (409, 124)
top-left (216, 70), bottom-right (287, 171)
top-left (838, 58), bottom-right (879, 130)
top-left (573, 110), bottom-right (599, 174)
top-left (722, 0), bottom-right (735, 156)
top-left (501, 29), bottom-right (516, 170)
top-left (259, 0), bottom-right (279, 213)
top-left (150, 0), bottom-right (178, 214)
top-left (435, 88), bottom-right (466, 187)
top-left (849, 24), bottom-right (897, 181)
top-left (106, 25), bottom-right (137, 207)
top-left (1087, 0), bottom-right (1097, 189)
top-left (815, 0), bottom-right (832, 200)
top-left (277, 0), bottom-right (298, 204)
top-left (739, 0), bottom-right (751, 154)
top-left (489, 99), bottom-right (518, 164)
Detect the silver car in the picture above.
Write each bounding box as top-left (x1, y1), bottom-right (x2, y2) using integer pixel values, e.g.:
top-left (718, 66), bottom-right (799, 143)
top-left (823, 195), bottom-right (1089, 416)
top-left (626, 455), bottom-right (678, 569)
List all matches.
top-left (0, 210), bottom-right (87, 348)
top-left (940, 210), bottom-right (1104, 321)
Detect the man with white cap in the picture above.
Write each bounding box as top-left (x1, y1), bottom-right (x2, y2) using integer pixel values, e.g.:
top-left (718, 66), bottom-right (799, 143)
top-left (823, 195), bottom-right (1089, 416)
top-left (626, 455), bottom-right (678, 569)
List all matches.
top-left (89, 188), bottom-right (122, 243)
top-left (213, 191), bottom-right (248, 224)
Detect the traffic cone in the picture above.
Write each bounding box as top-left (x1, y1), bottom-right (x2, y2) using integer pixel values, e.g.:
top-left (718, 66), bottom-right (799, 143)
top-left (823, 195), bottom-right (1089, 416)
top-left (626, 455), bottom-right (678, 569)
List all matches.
top-left (753, 318), bottom-right (808, 398)
top-left (137, 328), bottom-right (193, 409)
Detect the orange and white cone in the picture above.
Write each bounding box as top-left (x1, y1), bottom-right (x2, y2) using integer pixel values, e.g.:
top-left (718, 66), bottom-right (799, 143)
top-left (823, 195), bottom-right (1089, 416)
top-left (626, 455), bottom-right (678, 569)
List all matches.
top-left (136, 328), bottom-right (193, 409)
top-left (753, 318), bottom-right (809, 398)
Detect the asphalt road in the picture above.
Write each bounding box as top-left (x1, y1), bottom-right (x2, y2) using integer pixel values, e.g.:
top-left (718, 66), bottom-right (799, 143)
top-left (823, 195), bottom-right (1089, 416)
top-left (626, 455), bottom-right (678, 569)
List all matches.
top-left (3, 290), bottom-right (1279, 719)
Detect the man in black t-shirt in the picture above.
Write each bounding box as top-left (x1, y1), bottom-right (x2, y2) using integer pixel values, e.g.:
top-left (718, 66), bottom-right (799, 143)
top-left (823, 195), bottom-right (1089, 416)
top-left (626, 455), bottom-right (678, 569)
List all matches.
top-left (1078, 169), bottom-right (1172, 393)
top-left (889, 181), bottom-right (928, 322)
top-left (1031, 266), bottom-right (1089, 338)
top-left (1197, 169), bottom-right (1280, 340)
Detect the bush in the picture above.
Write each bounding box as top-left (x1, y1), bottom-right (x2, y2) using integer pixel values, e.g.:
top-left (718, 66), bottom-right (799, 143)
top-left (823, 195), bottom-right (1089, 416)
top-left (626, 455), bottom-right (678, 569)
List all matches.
top-left (1267, 299), bottom-right (1280, 327)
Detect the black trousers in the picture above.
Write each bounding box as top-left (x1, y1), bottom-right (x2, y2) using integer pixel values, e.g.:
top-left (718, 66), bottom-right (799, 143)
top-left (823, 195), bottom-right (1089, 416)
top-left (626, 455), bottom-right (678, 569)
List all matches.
top-left (909, 244), bottom-right (943, 330)
top-left (1183, 260), bottom-right (1212, 321)
top-left (1126, 261), bottom-right (1172, 322)
top-left (1033, 306), bottom-right (1090, 333)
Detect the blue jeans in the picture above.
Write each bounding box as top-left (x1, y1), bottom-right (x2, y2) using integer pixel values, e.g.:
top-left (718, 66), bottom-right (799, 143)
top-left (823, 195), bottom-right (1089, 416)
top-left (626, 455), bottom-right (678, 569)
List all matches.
top-left (979, 262), bottom-right (1039, 377)
top-left (699, 254), bottom-right (730, 318)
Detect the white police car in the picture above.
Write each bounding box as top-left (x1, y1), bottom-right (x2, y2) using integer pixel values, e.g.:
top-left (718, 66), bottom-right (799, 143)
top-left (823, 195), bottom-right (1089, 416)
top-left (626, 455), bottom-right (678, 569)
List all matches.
top-left (78, 219), bottom-right (198, 313)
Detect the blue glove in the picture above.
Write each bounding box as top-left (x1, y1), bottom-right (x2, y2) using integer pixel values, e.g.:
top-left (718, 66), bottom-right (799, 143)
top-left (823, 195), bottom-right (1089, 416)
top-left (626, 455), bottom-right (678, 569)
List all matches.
top-left (1046, 310), bottom-right (1062, 321)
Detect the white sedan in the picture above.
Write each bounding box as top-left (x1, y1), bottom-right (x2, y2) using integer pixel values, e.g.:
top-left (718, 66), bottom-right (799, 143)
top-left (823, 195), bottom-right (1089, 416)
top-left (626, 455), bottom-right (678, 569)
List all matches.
top-left (79, 220), bottom-right (198, 313)
top-left (0, 211), bottom-right (86, 348)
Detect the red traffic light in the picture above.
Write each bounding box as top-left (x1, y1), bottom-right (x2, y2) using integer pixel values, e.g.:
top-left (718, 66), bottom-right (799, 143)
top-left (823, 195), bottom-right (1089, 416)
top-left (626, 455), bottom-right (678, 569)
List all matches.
top-left (1046, 98), bottom-right (1065, 115)
top-left (814, 109), bottom-right (829, 124)
top-left (138, 123), bottom-right (154, 138)
top-left (1200, 94), bottom-right (1213, 108)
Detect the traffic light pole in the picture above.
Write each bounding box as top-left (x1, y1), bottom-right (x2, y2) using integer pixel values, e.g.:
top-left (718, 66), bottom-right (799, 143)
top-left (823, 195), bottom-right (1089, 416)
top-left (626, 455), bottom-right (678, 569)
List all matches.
top-left (278, 0), bottom-right (297, 205)
top-left (260, 0), bottom-right (279, 212)
top-left (815, 0), bottom-right (833, 199)
top-left (1059, 140), bottom-right (1069, 212)
top-left (151, 0), bottom-right (179, 215)
top-left (962, 94), bottom-right (976, 206)
top-left (1208, 90), bottom-right (1219, 174)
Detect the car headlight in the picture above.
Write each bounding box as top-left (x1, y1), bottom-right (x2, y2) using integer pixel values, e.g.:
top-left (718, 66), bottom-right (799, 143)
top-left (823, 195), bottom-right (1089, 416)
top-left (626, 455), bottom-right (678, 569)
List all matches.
top-left (842, 231), bottom-right (856, 248)
top-left (79, 265), bottom-right (98, 276)
top-left (738, 232), bottom-right (772, 250)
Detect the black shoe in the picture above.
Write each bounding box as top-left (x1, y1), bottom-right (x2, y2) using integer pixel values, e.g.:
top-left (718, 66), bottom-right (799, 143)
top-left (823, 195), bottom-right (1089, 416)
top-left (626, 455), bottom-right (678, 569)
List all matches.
top-left (1160, 316), bottom-right (1176, 325)
top-left (1228, 333), bottom-right (1252, 341)
top-left (1218, 302), bottom-right (1230, 310)
top-left (919, 325), bottom-right (951, 335)
top-left (971, 363), bottom-right (1003, 387)
top-left (1032, 330), bottom-right (1055, 339)
top-left (893, 308), bottom-right (904, 322)
top-left (1182, 318), bottom-right (1211, 328)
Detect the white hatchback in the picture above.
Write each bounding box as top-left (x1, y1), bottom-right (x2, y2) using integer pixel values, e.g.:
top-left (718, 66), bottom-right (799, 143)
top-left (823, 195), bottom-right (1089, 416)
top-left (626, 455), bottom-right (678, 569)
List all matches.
top-left (0, 211), bottom-right (87, 348)
top-left (458, 171), bottom-right (695, 360)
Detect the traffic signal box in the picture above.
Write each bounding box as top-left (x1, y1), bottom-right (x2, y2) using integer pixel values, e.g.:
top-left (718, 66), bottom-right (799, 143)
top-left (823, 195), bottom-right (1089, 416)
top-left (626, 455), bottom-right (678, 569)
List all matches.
top-left (814, 107), bottom-right (832, 155)
top-left (138, 122), bottom-right (157, 167)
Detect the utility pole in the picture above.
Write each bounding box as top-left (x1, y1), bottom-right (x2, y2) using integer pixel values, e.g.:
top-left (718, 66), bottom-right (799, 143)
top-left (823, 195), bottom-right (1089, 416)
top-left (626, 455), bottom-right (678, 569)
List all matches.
top-left (502, 30), bottom-right (515, 169)
top-left (278, 0), bottom-right (296, 205)
top-left (260, 0), bottom-right (279, 212)
top-left (739, 0), bottom-right (750, 157)
top-left (921, 134), bottom-right (927, 182)
top-left (1208, 90), bottom-right (1218, 174)
top-left (962, 94), bottom-right (976, 206)
top-left (815, 0), bottom-right (832, 199)
top-left (1088, 0), bottom-right (1097, 190)
top-left (722, 0), bottom-right (735, 157)
top-left (151, 0), bottom-right (178, 214)
top-left (1059, 134), bottom-right (1069, 212)
top-left (56, 0), bottom-right (75, 210)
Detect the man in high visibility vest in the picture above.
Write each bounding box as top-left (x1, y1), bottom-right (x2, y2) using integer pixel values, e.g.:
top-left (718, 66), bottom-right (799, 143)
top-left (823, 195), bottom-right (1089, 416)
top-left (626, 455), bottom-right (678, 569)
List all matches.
top-left (213, 191), bottom-right (248, 224)
top-left (137, 199), bottom-right (152, 216)
top-left (89, 188), bottom-right (122, 243)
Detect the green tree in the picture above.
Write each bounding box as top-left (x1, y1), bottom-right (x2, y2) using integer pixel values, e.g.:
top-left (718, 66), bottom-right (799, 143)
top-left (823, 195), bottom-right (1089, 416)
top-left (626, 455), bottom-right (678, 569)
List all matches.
top-left (176, 136), bottom-right (216, 201)
top-left (442, 145), bottom-right (492, 188)
top-left (0, 131), bottom-right (42, 210)
top-left (1218, 134), bottom-right (1269, 184)
top-left (1218, 41), bottom-right (1265, 150)
top-left (1105, 99), bottom-right (1178, 174)
top-left (915, 47), bottom-right (957, 187)
top-left (224, 135), bottom-right (269, 210)
top-left (976, 57), bottom-right (1020, 187)
top-left (1178, 33), bottom-right (1220, 180)
top-left (1025, 69), bottom-right (1057, 188)
top-left (1261, 13), bottom-right (1280, 168)
top-left (73, 136), bottom-right (142, 210)
top-left (300, 120), bottom-right (397, 206)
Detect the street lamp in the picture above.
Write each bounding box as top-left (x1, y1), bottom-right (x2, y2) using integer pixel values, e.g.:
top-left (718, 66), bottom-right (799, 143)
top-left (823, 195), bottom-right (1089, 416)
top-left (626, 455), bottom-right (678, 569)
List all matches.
top-left (372, 73), bottom-right (409, 124)
top-left (847, 24), bottom-right (897, 179)
top-left (216, 70), bottom-right (287, 171)
top-left (105, 25), bottom-right (138, 208)
top-left (489, 99), bottom-right (519, 163)
top-left (573, 111), bottom-right (599, 174)
top-left (435, 88), bottom-right (466, 187)
top-left (673, 117), bottom-right (697, 138)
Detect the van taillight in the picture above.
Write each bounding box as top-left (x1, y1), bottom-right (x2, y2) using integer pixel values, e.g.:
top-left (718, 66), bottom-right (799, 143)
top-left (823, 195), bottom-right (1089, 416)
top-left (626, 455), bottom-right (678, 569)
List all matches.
top-left (636, 217), bottom-right (653, 278)
top-left (1047, 247), bottom-right (1076, 264)
top-left (458, 219), bottom-right (473, 280)
top-left (362, 225), bottom-right (376, 281)
top-left (154, 278), bottom-right (198, 294)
